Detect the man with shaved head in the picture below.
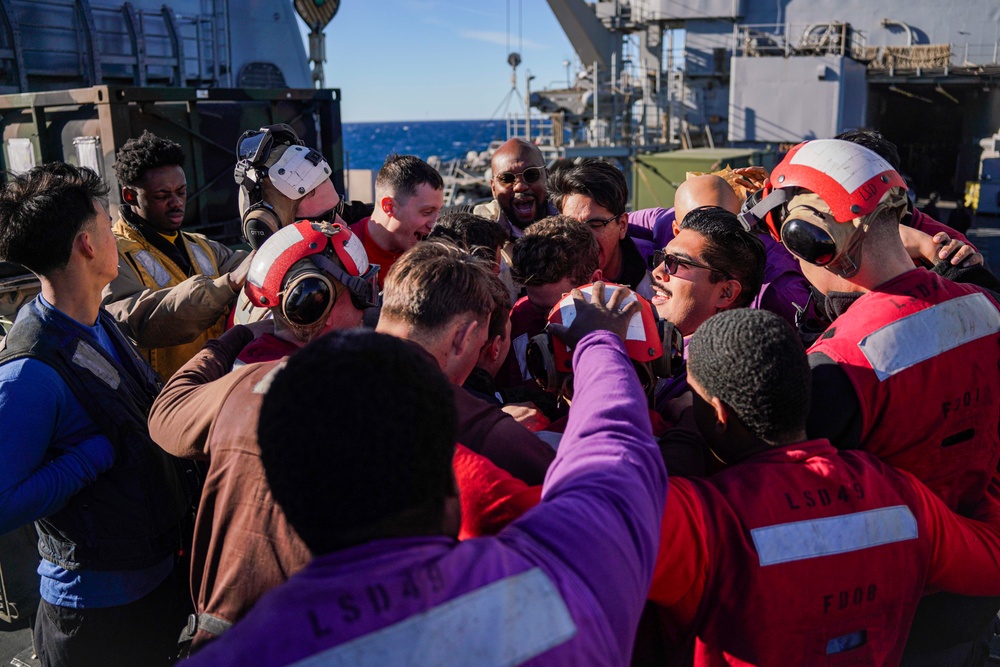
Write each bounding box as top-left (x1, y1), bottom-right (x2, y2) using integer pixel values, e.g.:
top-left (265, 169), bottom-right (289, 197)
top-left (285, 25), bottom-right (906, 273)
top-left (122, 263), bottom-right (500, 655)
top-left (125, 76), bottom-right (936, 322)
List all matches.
top-left (672, 174), bottom-right (741, 230)
top-left (474, 138), bottom-right (559, 300)
top-left (669, 173), bottom-right (808, 327)
top-left (475, 138), bottom-right (556, 236)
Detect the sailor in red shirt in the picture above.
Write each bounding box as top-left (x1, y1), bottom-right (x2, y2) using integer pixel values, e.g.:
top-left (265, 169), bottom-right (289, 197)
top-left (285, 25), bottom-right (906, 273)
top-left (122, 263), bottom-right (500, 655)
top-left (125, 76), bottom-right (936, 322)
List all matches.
top-left (743, 138), bottom-right (1000, 662)
top-left (499, 215), bottom-right (601, 390)
top-left (646, 308), bottom-right (1000, 665)
top-left (348, 154), bottom-right (443, 288)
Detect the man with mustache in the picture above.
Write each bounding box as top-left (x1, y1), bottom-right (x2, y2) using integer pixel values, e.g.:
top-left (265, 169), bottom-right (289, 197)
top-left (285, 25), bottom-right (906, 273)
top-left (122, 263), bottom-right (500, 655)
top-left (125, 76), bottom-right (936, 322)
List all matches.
top-left (474, 138), bottom-right (559, 301)
top-left (103, 131), bottom-right (252, 381)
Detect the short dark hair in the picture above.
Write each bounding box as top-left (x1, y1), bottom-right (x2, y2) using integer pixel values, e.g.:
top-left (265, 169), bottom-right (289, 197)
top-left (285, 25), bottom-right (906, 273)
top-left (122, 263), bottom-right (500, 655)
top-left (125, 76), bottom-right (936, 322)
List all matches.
top-left (0, 162), bottom-right (109, 275)
top-left (549, 158), bottom-right (628, 216)
top-left (680, 207), bottom-right (766, 309)
top-left (258, 330), bottom-right (457, 553)
top-left (428, 211), bottom-right (509, 264)
top-left (511, 215), bottom-right (599, 287)
top-left (112, 130), bottom-right (186, 187)
top-left (485, 273), bottom-right (511, 341)
top-left (834, 129), bottom-right (900, 171)
top-left (382, 241), bottom-right (494, 331)
top-left (375, 154), bottom-right (444, 202)
top-left (688, 308), bottom-right (810, 444)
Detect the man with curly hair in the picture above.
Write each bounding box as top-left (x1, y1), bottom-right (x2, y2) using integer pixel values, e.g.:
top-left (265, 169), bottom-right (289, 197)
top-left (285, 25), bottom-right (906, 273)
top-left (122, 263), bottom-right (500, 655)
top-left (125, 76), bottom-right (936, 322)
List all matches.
top-left (498, 215), bottom-right (601, 390)
top-left (103, 130), bottom-right (252, 380)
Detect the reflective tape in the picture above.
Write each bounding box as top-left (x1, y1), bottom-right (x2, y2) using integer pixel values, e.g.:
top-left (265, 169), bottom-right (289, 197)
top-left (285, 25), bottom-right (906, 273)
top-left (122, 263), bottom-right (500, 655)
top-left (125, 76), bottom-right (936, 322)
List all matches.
top-left (858, 293), bottom-right (1000, 381)
top-left (289, 568), bottom-right (577, 667)
top-left (133, 250), bottom-right (172, 287)
top-left (189, 243), bottom-right (216, 277)
top-left (751, 505), bottom-right (918, 566)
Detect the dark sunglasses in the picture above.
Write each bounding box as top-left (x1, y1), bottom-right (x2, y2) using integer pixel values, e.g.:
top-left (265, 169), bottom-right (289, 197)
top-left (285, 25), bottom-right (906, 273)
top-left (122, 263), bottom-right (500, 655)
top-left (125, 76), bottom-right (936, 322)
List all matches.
top-left (651, 250), bottom-right (732, 281)
top-left (494, 166), bottom-right (545, 186)
top-left (584, 213), bottom-right (620, 229)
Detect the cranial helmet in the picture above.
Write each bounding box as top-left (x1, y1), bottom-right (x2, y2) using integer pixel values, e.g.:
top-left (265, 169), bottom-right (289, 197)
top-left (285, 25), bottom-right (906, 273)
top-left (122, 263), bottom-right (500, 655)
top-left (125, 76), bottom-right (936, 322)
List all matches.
top-left (738, 139), bottom-right (907, 276)
top-left (245, 221), bottom-right (380, 330)
top-left (235, 124), bottom-right (338, 249)
top-left (525, 283), bottom-right (684, 401)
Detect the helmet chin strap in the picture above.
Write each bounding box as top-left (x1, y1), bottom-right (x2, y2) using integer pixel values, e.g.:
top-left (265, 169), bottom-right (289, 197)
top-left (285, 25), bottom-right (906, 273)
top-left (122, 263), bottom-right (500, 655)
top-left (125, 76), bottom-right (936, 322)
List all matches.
top-left (827, 195), bottom-right (907, 279)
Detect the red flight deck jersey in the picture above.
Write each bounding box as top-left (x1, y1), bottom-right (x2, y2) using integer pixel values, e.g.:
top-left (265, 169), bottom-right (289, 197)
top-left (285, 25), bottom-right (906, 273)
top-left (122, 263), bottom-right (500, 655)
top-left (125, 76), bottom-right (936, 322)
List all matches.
top-left (648, 440), bottom-right (1000, 666)
top-left (808, 268), bottom-right (1000, 515)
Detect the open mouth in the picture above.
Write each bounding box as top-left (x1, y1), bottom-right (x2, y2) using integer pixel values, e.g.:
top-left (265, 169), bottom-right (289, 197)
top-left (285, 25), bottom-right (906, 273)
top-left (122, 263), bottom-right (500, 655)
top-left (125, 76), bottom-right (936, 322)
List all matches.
top-left (650, 282), bottom-right (671, 305)
top-left (511, 196), bottom-right (537, 221)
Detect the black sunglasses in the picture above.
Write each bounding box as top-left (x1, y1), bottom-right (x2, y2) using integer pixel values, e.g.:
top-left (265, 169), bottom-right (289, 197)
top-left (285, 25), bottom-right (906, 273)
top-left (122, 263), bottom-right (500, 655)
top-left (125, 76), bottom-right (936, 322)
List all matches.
top-left (651, 250), bottom-right (732, 281)
top-left (494, 166), bottom-right (545, 186)
top-left (583, 213), bottom-right (621, 229)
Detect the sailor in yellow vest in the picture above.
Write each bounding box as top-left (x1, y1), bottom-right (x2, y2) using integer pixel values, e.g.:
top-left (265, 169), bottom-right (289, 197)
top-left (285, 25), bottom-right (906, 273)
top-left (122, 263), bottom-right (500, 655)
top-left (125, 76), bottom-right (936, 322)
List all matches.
top-left (102, 131), bottom-right (252, 381)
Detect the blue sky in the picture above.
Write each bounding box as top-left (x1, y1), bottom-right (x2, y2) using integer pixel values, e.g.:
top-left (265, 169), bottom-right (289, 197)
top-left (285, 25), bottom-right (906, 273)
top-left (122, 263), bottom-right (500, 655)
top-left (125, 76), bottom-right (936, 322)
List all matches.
top-left (298, 1), bottom-right (579, 122)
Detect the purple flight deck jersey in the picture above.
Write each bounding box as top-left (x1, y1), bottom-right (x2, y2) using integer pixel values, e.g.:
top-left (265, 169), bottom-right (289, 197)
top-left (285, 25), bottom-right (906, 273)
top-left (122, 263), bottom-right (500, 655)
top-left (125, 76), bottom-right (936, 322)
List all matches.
top-left (186, 331), bottom-right (666, 666)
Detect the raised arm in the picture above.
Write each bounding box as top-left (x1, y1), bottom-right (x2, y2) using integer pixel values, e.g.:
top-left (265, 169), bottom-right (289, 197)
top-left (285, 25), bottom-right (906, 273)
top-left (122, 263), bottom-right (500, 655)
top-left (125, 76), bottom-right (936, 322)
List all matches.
top-left (102, 249), bottom-right (251, 348)
top-left (506, 284), bottom-right (667, 657)
top-left (147, 325), bottom-right (256, 459)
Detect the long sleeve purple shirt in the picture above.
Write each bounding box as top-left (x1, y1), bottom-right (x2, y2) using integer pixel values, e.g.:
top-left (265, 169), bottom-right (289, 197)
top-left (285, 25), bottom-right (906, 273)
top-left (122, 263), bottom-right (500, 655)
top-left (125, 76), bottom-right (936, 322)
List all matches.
top-left (185, 330), bottom-right (666, 667)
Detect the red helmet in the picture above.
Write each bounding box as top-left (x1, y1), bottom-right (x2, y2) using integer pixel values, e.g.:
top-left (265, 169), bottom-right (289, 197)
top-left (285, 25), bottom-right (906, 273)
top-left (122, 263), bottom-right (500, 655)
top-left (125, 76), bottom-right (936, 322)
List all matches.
top-left (547, 283), bottom-right (662, 371)
top-left (525, 283), bottom-right (684, 399)
top-left (771, 140), bottom-right (905, 222)
top-left (739, 139), bottom-right (907, 270)
top-left (245, 221), bottom-right (379, 326)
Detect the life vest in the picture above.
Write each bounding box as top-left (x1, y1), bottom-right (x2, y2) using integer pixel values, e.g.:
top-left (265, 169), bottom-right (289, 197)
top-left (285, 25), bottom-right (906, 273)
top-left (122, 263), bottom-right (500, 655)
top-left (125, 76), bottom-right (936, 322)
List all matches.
top-left (683, 441), bottom-right (931, 665)
top-left (0, 300), bottom-right (191, 571)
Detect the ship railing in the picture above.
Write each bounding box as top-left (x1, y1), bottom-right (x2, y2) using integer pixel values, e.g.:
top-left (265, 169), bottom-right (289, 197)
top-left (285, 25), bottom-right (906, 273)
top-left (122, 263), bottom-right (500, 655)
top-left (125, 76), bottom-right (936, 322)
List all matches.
top-left (735, 22), bottom-right (863, 59)
top-left (735, 22), bottom-right (1000, 72)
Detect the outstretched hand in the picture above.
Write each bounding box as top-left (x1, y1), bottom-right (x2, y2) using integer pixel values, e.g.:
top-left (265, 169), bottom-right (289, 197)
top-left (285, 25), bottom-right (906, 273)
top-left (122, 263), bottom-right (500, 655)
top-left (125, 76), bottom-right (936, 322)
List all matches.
top-left (227, 251), bottom-right (256, 292)
top-left (546, 282), bottom-right (640, 350)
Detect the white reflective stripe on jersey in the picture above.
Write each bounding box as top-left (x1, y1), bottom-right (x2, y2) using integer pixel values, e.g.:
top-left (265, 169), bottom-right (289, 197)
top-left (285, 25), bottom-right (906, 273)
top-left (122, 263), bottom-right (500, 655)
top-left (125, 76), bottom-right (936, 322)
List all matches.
top-left (858, 292), bottom-right (1000, 381)
top-left (751, 505), bottom-right (918, 567)
top-left (72, 340), bottom-right (120, 390)
top-left (188, 243), bottom-right (216, 277)
top-left (133, 250), bottom-right (172, 287)
top-left (289, 568), bottom-right (577, 667)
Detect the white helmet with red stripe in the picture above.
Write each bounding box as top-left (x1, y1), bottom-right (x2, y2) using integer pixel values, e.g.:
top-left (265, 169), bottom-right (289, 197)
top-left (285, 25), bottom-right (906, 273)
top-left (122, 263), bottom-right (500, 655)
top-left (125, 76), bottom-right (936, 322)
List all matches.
top-left (739, 139), bottom-right (908, 276)
top-left (547, 283), bottom-right (662, 370)
top-left (245, 221), bottom-right (379, 327)
top-left (525, 283), bottom-right (684, 399)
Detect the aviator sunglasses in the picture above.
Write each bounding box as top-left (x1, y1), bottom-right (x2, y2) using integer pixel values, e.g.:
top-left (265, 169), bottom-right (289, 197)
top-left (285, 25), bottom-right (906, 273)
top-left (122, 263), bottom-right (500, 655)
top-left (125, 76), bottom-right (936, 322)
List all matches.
top-left (494, 166), bottom-right (545, 186)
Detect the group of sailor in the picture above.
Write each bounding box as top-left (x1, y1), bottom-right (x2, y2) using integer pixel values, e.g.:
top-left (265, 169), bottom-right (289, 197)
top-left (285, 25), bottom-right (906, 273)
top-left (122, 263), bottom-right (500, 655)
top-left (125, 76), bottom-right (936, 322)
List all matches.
top-left (0, 124), bottom-right (998, 667)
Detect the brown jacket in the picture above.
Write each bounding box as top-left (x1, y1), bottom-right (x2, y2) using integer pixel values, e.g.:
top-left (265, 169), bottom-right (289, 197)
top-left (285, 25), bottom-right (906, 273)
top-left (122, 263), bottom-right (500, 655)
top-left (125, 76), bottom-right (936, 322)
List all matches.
top-left (148, 332), bottom-right (310, 644)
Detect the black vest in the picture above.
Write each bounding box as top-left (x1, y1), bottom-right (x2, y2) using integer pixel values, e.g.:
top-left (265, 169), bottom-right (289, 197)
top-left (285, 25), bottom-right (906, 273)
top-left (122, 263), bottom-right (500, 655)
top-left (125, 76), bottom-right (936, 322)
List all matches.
top-left (0, 300), bottom-right (191, 571)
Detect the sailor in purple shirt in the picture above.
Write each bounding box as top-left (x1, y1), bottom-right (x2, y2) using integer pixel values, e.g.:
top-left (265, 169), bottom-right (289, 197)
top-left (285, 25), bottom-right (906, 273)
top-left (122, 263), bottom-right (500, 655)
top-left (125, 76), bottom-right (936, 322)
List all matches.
top-left (186, 283), bottom-right (666, 667)
top-left (628, 203), bottom-right (810, 327)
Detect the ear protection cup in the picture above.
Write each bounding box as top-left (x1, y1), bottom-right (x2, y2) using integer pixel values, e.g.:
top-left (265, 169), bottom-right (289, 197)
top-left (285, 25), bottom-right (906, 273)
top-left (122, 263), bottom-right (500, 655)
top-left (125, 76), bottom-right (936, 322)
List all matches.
top-left (526, 333), bottom-right (564, 394)
top-left (242, 203), bottom-right (282, 250)
top-left (650, 319), bottom-right (686, 380)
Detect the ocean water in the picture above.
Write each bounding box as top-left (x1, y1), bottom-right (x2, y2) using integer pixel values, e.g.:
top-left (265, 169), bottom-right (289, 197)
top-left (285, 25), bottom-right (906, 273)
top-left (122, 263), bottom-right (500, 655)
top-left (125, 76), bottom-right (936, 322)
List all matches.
top-left (342, 119), bottom-right (507, 172)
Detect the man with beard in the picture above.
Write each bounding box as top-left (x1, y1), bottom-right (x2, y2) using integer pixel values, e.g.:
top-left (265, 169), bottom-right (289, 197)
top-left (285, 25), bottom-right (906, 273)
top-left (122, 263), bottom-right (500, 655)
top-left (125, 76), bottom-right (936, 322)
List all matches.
top-left (474, 138), bottom-right (558, 301)
top-left (103, 131), bottom-right (252, 381)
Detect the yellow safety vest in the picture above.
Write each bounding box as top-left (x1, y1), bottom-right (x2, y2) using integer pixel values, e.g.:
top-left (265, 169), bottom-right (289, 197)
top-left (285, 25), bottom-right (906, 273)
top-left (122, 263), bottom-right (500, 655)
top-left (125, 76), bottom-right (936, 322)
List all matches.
top-left (113, 218), bottom-right (226, 380)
